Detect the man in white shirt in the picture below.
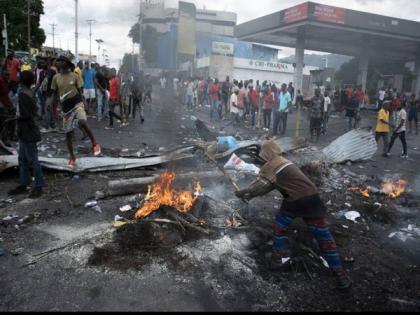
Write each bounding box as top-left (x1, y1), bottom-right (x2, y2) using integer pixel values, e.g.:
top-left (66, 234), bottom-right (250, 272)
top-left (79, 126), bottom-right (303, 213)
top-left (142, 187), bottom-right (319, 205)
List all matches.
top-left (173, 77), bottom-right (179, 97)
top-left (186, 80), bottom-right (194, 110)
top-left (322, 91), bottom-right (332, 134)
top-left (160, 76), bottom-right (167, 89)
top-left (230, 87), bottom-right (240, 125)
top-left (386, 102), bottom-right (408, 158)
top-left (378, 88), bottom-right (386, 109)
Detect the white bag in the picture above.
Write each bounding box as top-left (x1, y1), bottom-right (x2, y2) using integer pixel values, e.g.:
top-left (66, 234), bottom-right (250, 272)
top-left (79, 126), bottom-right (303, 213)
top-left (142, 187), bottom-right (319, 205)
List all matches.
top-left (224, 154), bottom-right (260, 175)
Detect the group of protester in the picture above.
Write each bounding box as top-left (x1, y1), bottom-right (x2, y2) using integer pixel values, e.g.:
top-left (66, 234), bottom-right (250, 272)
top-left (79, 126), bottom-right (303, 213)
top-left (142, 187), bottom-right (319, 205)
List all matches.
top-left (0, 51), bottom-right (104, 199)
top-left (375, 90), bottom-right (419, 159)
top-left (0, 51), bottom-right (144, 198)
top-left (171, 75), bottom-right (337, 143)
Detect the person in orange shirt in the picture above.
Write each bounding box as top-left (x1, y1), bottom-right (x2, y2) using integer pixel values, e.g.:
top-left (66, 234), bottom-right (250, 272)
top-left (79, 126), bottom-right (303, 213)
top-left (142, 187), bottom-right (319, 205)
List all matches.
top-left (105, 69), bottom-right (123, 130)
top-left (375, 102), bottom-right (393, 157)
top-left (236, 82), bottom-right (247, 122)
top-left (248, 84), bottom-right (259, 128)
top-left (209, 79), bottom-right (221, 122)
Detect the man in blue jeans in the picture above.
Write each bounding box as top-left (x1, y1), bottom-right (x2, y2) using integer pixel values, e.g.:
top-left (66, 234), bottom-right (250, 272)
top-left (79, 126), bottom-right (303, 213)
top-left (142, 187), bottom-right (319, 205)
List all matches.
top-left (8, 71), bottom-right (44, 199)
top-left (273, 84), bottom-right (292, 135)
top-left (95, 65), bottom-right (109, 121)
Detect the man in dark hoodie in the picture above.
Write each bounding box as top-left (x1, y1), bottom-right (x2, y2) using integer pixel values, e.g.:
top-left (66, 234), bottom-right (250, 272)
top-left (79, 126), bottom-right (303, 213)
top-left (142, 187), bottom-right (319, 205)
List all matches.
top-left (235, 140), bottom-right (352, 290)
top-left (8, 71), bottom-right (44, 199)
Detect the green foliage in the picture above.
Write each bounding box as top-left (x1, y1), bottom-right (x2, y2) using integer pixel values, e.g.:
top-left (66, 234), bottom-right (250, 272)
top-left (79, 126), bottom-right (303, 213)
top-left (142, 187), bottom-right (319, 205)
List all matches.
top-left (0, 0), bottom-right (46, 56)
top-left (128, 23), bottom-right (160, 66)
top-left (120, 53), bottom-right (139, 74)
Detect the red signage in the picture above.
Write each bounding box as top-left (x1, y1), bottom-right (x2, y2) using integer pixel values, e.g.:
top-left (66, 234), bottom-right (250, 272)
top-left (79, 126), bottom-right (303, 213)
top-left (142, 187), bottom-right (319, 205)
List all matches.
top-left (283, 3), bottom-right (309, 24)
top-left (313, 4), bottom-right (346, 24)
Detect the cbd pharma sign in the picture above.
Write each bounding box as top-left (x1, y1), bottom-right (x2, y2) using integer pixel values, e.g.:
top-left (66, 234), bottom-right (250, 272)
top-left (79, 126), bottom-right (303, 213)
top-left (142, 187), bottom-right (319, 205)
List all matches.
top-left (248, 60), bottom-right (293, 73)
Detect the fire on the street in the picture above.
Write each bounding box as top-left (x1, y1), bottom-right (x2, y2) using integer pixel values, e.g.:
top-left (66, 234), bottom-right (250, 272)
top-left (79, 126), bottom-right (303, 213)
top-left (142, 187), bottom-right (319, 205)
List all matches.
top-left (348, 186), bottom-right (371, 198)
top-left (134, 171), bottom-right (202, 219)
top-left (381, 179), bottom-right (408, 199)
top-left (348, 179), bottom-right (408, 199)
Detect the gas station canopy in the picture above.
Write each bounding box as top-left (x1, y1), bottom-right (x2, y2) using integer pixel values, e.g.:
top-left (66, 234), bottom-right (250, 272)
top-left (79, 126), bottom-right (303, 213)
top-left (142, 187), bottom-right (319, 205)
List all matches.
top-left (235, 2), bottom-right (420, 61)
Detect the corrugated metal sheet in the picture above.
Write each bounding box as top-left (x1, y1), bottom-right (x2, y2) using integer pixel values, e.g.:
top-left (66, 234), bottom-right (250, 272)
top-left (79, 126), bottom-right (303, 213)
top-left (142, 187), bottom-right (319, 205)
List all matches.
top-left (0, 147), bottom-right (195, 174)
top-left (322, 129), bottom-right (378, 163)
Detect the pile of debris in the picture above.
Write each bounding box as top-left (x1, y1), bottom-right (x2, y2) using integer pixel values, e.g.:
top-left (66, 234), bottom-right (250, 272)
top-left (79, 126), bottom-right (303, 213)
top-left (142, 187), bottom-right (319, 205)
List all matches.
top-left (92, 171), bottom-right (248, 256)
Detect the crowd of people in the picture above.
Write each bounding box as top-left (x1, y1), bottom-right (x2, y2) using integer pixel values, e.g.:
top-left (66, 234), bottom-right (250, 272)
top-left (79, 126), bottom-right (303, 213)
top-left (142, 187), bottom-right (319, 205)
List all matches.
top-left (1, 49), bottom-right (419, 202)
top-left (170, 76), bottom-right (355, 142)
top-left (1, 49), bottom-right (419, 288)
top-left (168, 75), bottom-right (419, 148)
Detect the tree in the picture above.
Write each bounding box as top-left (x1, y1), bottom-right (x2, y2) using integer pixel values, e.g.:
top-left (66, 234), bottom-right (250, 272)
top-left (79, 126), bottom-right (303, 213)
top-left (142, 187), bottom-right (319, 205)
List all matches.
top-left (128, 23), bottom-right (160, 66)
top-left (120, 53), bottom-right (139, 74)
top-left (0, 0), bottom-right (46, 56)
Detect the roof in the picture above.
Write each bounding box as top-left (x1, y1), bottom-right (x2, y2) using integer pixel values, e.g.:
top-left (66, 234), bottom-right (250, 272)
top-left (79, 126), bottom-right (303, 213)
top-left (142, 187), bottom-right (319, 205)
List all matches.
top-left (235, 2), bottom-right (420, 61)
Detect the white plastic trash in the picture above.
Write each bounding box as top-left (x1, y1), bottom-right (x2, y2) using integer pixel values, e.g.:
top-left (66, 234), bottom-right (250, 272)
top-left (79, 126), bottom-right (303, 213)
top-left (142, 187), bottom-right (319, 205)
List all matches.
top-left (344, 211), bottom-right (361, 223)
top-left (84, 201), bottom-right (98, 208)
top-left (224, 154), bottom-right (260, 175)
top-left (119, 205), bottom-right (133, 213)
top-left (115, 215), bottom-right (124, 222)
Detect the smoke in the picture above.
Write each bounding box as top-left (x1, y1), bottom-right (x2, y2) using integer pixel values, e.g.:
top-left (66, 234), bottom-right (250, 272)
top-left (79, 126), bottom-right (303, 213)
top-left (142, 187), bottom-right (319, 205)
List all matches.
top-left (204, 182), bottom-right (233, 201)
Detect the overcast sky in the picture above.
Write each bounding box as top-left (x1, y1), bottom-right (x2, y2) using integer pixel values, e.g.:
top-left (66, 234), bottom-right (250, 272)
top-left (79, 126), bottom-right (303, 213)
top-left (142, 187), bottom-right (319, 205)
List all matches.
top-left (40, 0), bottom-right (420, 68)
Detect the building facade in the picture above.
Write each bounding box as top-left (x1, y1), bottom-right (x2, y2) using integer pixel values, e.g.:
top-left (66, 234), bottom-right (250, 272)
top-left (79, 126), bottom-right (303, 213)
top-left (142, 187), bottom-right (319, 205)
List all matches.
top-left (142, 1), bottom-right (318, 94)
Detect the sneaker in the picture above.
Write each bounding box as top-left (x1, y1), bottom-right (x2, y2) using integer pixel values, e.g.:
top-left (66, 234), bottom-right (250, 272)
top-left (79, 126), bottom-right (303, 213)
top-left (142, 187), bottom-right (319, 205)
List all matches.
top-left (401, 154), bottom-right (408, 159)
top-left (40, 128), bottom-right (49, 134)
top-left (8, 185), bottom-right (28, 196)
top-left (93, 144), bottom-right (102, 156)
top-left (105, 126), bottom-right (114, 130)
top-left (29, 187), bottom-right (43, 199)
top-left (68, 157), bottom-right (77, 168)
top-left (383, 153), bottom-right (391, 158)
top-left (336, 271), bottom-right (353, 290)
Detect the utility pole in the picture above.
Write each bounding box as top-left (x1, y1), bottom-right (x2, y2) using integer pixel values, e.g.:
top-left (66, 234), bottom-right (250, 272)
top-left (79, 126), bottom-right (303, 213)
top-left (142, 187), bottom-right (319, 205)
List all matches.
top-left (3, 14), bottom-right (8, 58)
top-left (86, 19), bottom-right (96, 61)
top-left (50, 23), bottom-right (57, 54)
top-left (138, 0), bottom-right (143, 70)
top-left (95, 39), bottom-right (104, 65)
top-left (27, 0), bottom-right (31, 58)
top-left (75, 0), bottom-right (79, 61)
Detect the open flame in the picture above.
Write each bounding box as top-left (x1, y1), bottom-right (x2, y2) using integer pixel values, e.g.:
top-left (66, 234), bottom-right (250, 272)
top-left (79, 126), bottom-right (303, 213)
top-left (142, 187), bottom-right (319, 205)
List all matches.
top-left (348, 186), bottom-right (370, 198)
top-left (134, 171), bottom-right (202, 219)
top-left (348, 179), bottom-right (408, 199)
top-left (381, 179), bottom-right (408, 199)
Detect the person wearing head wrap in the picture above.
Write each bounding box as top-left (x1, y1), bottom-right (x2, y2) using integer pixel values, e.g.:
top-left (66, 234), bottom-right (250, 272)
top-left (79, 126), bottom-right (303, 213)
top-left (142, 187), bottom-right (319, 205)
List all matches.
top-left (235, 140), bottom-right (352, 290)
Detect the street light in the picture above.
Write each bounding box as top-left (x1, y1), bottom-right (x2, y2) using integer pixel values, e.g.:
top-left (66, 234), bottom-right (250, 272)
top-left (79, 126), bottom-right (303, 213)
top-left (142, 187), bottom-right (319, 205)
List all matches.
top-left (95, 39), bottom-right (104, 64)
